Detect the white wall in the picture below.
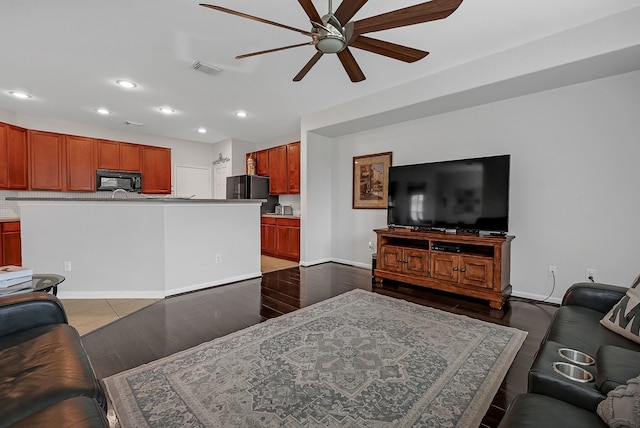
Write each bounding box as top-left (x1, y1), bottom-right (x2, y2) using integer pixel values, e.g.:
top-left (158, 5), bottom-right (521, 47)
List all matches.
top-left (329, 70), bottom-right (640, 302)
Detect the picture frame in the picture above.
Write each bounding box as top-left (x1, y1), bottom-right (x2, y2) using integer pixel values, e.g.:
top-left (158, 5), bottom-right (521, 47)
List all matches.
top-left (353, 152), bottom-right (392, 209)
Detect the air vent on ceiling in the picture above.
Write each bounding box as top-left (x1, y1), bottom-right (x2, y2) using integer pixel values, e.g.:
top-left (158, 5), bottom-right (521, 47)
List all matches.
top-left (191, 60), bottom-right (222, 76)
top-left (124, 120), bottom-right (144, 127)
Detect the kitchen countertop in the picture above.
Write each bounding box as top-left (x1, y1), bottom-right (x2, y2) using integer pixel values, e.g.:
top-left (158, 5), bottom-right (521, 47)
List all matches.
top-left (262, 214), bottom-right (300, 218)
top-left (7, 197), bottom-right (265, 204)
top-left (0, 217), bottom-right (20, 222)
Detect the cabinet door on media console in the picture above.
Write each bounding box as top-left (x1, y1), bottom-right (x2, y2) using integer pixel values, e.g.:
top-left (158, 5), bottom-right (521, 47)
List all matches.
top-left (431, 252), bottom-right (493, 288)
top-left (379, 245), bottom-right (429, 277)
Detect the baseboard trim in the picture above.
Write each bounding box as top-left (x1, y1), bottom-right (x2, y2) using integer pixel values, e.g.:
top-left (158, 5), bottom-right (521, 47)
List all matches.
top-left (511, 290), bottom-right (562, 305)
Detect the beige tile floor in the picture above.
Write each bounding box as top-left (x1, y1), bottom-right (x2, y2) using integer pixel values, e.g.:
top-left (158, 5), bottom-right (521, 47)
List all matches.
top-left (61, 256), bottom-right (299, 335)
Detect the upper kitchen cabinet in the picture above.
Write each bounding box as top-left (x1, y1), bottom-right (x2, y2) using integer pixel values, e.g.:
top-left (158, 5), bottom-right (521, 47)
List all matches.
top-left (29, 130), bottom-right (66, 191)
top-left (97, 140), bottom-right (141, 171)
top-left (0, 123), bottom-right (28, 190)
top-left (141, 145), bottom-right (171, 194)
top-left (287, 142), bottom-right (300, 194)
top-left (268, 145), bottom-right (288, 194)
top-left (66, 135), bottom-right (96, 191)
top-left (255, 149), bottom-right (269, 176)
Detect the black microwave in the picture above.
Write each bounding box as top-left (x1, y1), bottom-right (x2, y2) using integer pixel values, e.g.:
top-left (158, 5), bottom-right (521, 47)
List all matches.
top-left (96, 169), bottom-right (142, 192)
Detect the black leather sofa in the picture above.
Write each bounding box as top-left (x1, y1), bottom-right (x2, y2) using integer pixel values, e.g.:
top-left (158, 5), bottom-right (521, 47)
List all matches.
top-left (499, 282), bottom-right (640, 427)
top-left (0, 293), bottom-right (109, 428)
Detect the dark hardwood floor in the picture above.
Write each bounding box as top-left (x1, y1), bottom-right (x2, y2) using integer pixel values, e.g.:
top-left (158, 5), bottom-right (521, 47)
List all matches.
top-left (81, 262), bottom-right (557, 427)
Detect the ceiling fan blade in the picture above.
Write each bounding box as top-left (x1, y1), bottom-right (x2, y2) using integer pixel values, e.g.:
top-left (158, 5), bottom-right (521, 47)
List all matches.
top-left (200, 4), bottom-right (313, 37)
top-left (293, 52), bottom-right (324, 81)
top-left (334, 0), bottom-right (369, 25)
top-left (349, 35), bottom-right (429, 63)
top-left (352, 0), bottom-right (463, 35)
top-left (236, 42), bottom-right (313, 59)
top-left (337, 48), bottom-right (365, 82)
top-left (297, 0), bottom-right (322, 23)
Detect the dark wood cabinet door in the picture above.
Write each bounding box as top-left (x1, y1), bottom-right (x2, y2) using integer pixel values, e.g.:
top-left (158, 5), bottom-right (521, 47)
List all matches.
top-left (404, 249), bottom-right (429, 277)
top-left (2, 222), bottom-right (21, 266)
top-left (7, 125), bottom-right (28, 190)
top-left (119, 143), bottom-right (141, 171)
top-left (66, 135), bottom-right (95, 191)
top-left (141, 146), bottom-right (171, 194)
top-left (0, 123), bottom-right (8, 188)
top-left (256, 150), bottom-right (269, 176)
top-left (261, 223), bottom-right (276, 254)
top-left (287, 142), bottom-right (300, 194)
top-left (459, 255), bottom-right (493, 288)
top-left (29, 130), bottom-right (65, 191)
top-left (430, 252), bottom-right (458, 282)
top-left (97, 139), bottom-right (120, 170)
top-left (379, 245), bottom-right (404, 274)
top-left (267, 146), bottom-right (287, 194)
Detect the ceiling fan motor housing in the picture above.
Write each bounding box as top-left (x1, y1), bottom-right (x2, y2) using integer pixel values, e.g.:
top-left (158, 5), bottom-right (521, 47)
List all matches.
top-left (315, 14), bottom-right (347, 53)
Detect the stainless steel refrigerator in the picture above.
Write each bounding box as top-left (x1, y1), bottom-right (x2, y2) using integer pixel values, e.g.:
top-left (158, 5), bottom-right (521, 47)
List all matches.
top-left (226, 175), bottom-right (278, 214)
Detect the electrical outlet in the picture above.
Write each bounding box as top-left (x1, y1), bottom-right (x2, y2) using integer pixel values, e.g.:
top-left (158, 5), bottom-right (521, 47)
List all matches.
top-left (548, 265), bottom-right (558, 277)
top-left (368, 241), bottom-right (373, 251)
top-left (586, 269), bottom-right (597, 282)
top-left (215, 254), bottom-right (222, 264)
top-left (64, 261), bottom-right (72, 272)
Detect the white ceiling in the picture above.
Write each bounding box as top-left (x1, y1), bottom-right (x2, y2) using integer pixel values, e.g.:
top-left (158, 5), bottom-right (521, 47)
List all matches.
top-left (1, 0), bottom-right (637, 144)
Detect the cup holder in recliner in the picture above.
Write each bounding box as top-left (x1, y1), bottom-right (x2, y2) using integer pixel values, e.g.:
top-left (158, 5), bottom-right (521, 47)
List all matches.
top-left (551, 361), bottom-right (594, 383)
top-left (557, 348), bottom-right (595, 366)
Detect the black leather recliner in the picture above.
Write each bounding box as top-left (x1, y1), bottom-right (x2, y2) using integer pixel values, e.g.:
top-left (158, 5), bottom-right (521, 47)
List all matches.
top-left (0, 293), bottom-right (109, 428)
top-left (499, 282), bottom-right (640, 428)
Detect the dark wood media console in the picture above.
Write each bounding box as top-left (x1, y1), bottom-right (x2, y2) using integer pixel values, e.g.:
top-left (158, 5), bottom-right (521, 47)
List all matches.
top-left (374, 228), bottom-right (514, 309)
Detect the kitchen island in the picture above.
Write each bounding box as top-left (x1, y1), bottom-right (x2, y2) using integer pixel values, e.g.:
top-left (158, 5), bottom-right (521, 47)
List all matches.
top-left (11, 197), bottom-right (263, 299)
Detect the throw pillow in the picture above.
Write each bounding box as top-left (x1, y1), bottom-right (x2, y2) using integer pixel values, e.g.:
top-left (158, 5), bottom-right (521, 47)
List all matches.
top-left (600, 287), bottom-right (640, 345)
top-left (597, 374), bottom-right (640, 428)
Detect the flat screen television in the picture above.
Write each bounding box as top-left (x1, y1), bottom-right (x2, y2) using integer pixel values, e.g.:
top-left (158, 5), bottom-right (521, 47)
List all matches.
top-left (387, 154), bottom-right (510, 233)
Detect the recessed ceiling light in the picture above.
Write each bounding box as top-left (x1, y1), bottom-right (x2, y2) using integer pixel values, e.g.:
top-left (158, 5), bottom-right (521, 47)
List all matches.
top-left (235, 110), bottom-right (248, 118)
top-left (9, 91), bottom-right (32, 99)
top-left (198, 127), bottom-right (207, 134)
top-left (116, 80), bottom-right (137, 89)
top-left (158, 107), bottom-right (175, 114)
top-left (96, 108), bottom-right (111, 115)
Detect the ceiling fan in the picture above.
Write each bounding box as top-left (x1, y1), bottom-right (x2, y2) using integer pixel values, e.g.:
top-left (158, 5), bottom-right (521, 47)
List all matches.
top-left (200, 0), bottom-right (464, 82)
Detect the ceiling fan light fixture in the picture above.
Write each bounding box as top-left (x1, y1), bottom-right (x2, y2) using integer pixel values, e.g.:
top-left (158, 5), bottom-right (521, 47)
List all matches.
top-left (316, 35), bottom-right (346, 53)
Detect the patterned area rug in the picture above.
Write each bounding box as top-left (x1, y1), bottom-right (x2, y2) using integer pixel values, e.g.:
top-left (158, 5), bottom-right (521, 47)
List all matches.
top-left (104, 289), bottom-right (527, 427)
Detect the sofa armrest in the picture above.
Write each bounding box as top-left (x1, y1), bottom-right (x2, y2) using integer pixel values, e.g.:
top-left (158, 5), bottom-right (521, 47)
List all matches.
top-left (596, 345), bottom-right (640, 394)
top-left (561, 282), bottom-right (628, 313)
top-left (0, 293), bottom-right (68, 337)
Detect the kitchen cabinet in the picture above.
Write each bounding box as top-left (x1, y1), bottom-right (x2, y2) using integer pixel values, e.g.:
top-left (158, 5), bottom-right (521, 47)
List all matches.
top-left (66, 135), bottom-right (96, 191)
top-left (29, 130), bottom-right (66, 191)
top-left (246, 149), bottom-right (269, 176)
top-left (261, 216), bottom-right (300, 261)
top-left (141, 145), bottom-right (171, 194)
top-left (267, 145), bottom-right (288, 194)
top-left (97, 140), bottom-right (141, 171)
top-left (0, 123), bottom-right (28, 190)
top-left (286, 142), bottom-right (300, 194)
top-left (1, 221), bottom-right (21, 266)
top-left (261, 217), bottom-right (276, 254)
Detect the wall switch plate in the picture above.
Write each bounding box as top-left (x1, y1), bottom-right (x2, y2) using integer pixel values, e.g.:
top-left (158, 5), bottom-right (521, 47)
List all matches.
top-left (64, 261), bottom-right (72, 272)
top-left (215, 254), bottom-right (222, 264)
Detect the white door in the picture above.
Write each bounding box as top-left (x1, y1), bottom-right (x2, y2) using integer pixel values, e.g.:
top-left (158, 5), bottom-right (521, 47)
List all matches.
top-left (175, 166), bottom-right (211, 199)
top-left (213, 163), bottom-right (230, 199)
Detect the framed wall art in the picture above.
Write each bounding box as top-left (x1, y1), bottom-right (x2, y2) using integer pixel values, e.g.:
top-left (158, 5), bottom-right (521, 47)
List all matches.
top-left (353, 152), bottom-right (392, 209)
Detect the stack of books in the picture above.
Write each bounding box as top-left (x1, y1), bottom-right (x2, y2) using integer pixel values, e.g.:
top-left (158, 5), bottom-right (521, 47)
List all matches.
top-left (0, 266), bottom-right (34, 295)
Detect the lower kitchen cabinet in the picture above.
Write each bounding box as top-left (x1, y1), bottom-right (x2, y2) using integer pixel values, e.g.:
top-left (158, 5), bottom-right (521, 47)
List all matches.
top-left (1, 221), bottom-right (21, 266)
top-left (261, 216), bottom-right (300, 262)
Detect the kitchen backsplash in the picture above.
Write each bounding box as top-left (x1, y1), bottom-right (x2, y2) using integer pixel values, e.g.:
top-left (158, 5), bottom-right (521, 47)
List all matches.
top-left (278, 194), bottom-right (301, 216)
